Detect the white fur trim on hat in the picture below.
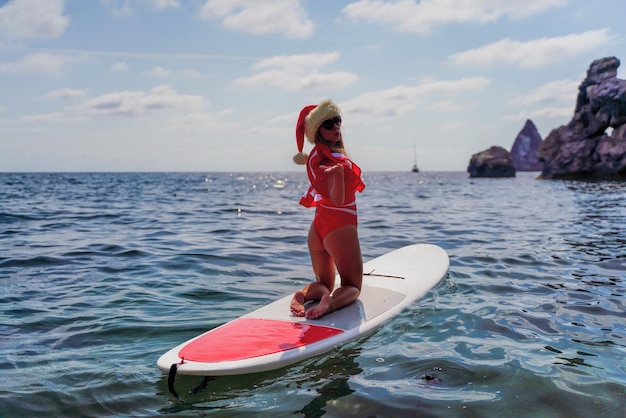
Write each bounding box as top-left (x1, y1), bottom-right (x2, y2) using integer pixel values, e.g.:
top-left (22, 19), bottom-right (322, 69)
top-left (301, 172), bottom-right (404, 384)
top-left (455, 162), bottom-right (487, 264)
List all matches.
top-left (304, 99), bottom-right (341, 144)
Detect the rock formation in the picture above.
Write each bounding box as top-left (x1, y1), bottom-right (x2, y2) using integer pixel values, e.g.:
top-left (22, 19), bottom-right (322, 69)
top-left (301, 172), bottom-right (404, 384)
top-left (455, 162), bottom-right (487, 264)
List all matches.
top-left (510, 119), bottom-right (543, 171)
top-left (537, 56), bottom-right (626, 179)
top-left (467, 146), bottom-right (516, 178)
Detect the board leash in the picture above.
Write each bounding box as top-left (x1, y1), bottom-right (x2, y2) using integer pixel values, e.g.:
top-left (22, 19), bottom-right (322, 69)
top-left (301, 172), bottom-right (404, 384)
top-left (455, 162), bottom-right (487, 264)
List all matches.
top-left (364, 270), bottom-right (405, 280)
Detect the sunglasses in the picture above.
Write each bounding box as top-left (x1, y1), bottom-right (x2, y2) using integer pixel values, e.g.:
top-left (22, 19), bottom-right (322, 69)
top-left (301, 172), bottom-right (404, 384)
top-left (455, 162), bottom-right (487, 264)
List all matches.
top-left (320, 116), bottom-right (342, 130)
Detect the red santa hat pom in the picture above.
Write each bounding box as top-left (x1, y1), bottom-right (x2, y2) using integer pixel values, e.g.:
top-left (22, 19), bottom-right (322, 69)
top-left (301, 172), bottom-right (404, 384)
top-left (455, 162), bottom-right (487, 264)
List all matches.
top-left (293, 104), bottom-right (316, 165)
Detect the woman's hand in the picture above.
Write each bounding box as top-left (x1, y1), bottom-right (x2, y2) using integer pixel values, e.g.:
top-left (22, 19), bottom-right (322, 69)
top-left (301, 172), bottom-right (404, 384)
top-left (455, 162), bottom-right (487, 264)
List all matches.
top-left (321, 163), bottom-right (344, 175)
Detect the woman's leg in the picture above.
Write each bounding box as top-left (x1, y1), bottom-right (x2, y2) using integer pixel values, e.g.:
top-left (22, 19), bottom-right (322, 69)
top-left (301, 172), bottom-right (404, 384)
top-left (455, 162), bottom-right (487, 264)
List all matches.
top-left (290, 222), bottom-right (335, 317)
top-left (307, 221), bottom-right (337, 290)
top-left (305, 225), bottom-right (362, 319)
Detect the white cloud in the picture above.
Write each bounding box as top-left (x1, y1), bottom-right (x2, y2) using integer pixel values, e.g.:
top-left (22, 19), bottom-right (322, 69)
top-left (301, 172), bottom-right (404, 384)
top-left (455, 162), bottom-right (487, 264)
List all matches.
top-left (149, 0), bottom-right (181, 9)
top-left (428, 100), bottom-right (463, 112)
top-left (342, 77), bottom-right (491, 121)
top-left (342, 0), bottom-right (567, 34)
top-left (504, 106), bottom-right (574, 121)
top-left (20, 112), bottom-right (85, 123)
top-left (40, 88), bottom-right (87, 101)
top-left (253, 52), bottom-right (340, 71)
top-left (101, 0), bottom-right (181, 15)
top-left (76, 85), bottom-right (207, 117)
top-left (236, 69), bottom-right (358, 92)
top-left (179, 69), bottom-right (201, 78)
top-left (110, 62), bottom-right (129, 72)
top-left (505, 80), bottom-right (578, 122)
top-left (0, 52), bottom-right (75, 76)
top-left (510, 80), bottom-right (579, 106)
top-left (149, 66), bottom-right (172, 78)
top-left (147, 66), bottom-right (202, 78)
top-left (440, 120), bottom-right (467, 131)
top-left (449, 29), bottom-right (614, 68)
top-left (165, 109), bottom-right (236, 132)
top-left (199, 0), bottom-right (315, 39)
top-left (236, 52), bottom-right (358, 92)
top-left (0, 0), bottom-right (69, 40)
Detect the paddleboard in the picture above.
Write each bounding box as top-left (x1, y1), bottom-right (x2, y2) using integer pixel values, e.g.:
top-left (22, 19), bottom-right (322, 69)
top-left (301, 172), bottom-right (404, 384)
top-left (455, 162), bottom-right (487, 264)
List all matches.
top-left (157, 244), bottom-right (449, 379)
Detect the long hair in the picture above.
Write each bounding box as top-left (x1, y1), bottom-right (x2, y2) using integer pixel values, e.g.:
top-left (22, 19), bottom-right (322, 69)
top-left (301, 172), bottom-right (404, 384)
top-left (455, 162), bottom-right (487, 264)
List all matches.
top-left (315, 131), bottom-right (346, 156)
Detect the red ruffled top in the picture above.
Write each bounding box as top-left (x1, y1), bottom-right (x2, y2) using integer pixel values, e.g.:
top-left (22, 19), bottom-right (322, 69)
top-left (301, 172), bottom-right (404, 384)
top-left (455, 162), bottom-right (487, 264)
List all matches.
top-left (299, 143), bottom-right (365, 208)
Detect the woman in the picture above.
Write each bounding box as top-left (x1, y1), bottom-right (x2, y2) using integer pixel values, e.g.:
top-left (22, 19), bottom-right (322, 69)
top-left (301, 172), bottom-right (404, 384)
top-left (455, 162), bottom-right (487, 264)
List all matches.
top-left (291, 99), bottom-right (366, 319)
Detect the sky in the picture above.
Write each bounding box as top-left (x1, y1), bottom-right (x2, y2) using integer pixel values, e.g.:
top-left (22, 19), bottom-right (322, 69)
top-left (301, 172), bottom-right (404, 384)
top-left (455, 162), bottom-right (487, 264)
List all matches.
top-left (0, 0), bottom-right (624, 172)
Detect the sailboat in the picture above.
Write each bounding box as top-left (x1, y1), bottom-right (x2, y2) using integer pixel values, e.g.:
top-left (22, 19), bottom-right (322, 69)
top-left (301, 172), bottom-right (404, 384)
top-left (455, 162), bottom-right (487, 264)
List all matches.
top-left (412, 145), bottom-right (419, 173)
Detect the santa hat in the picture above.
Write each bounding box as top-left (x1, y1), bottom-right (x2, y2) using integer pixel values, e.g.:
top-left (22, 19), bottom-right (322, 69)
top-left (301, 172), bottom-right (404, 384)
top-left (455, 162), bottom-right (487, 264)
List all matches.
top-left (293, 99), bottom-right (341, 165)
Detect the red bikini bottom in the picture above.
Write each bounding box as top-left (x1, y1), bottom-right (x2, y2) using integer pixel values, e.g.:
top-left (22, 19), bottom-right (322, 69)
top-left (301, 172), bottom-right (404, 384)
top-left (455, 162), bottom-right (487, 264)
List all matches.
top-left (313, 205), bottom-right (357, 240)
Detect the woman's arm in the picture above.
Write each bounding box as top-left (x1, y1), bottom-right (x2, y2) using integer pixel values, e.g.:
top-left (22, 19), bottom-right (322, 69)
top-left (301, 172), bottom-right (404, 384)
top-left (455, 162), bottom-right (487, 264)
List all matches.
top-left (323, 164), bottom-right (345, 205)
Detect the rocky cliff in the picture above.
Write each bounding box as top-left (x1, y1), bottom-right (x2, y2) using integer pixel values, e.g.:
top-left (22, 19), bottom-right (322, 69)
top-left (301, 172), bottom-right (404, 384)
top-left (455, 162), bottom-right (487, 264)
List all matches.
top-left (537, 56), bottom-right (626, 179)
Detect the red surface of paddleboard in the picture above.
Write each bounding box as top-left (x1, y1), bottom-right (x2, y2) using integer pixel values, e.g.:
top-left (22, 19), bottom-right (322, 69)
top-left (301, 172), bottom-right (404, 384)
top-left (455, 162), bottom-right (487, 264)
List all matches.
top-left (178, 318), bottom-right (344, 363)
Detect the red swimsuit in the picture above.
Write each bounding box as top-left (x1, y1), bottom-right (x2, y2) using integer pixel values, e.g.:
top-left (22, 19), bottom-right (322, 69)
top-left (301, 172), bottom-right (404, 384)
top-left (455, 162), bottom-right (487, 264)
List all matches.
top-left (299, 144), bottom-right (365, 240)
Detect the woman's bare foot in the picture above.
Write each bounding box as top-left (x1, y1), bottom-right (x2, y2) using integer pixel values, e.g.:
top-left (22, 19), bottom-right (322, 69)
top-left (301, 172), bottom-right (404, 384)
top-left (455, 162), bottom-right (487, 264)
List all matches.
top-left (305, 294), bottom-right (334, 319)
top-left (290, 290), bottom-right (306, 317)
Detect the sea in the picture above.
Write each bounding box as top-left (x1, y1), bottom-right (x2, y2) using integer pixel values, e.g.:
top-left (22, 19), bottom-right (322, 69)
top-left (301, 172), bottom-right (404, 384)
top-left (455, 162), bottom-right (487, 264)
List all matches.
top-left (0, 171), bottom-right (624, 418)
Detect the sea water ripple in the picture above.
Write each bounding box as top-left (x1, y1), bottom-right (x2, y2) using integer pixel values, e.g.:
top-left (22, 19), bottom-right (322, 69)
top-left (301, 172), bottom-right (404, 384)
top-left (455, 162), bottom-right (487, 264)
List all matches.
top-left (0, 172), bottom-right (624, 417)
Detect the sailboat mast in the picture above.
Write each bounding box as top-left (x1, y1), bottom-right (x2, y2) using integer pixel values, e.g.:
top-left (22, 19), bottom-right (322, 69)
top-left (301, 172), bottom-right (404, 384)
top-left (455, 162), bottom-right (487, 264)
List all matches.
top-left (412, 144), bottom-right (419, 172)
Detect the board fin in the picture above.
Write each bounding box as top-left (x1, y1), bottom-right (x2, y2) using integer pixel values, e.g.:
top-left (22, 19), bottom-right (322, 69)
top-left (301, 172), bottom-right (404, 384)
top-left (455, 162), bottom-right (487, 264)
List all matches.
top-left (167, 363), bottom-right (181, 400)
top-left (167, 360), bottom-right (216, 400)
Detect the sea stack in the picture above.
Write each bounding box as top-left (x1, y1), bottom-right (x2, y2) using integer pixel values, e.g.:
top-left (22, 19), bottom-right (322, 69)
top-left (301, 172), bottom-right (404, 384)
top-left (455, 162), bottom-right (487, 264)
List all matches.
top-left (510, 119), bottom-right (543, 171)
top-left (467, 146), bottom-right (516, 178)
